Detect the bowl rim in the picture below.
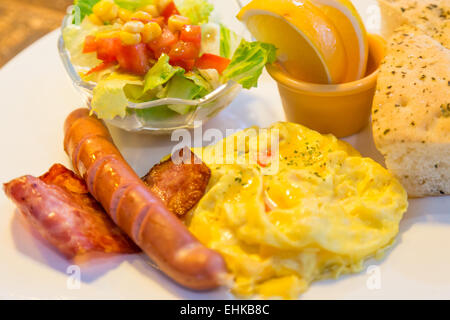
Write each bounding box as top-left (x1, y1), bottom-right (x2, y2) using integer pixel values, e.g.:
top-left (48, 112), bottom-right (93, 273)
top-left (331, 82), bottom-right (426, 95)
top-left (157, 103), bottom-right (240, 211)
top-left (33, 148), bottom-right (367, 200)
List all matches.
top-left (265, 34), bottom-right (386, 96)
top-left (58, 9), bottom-right (241, 110)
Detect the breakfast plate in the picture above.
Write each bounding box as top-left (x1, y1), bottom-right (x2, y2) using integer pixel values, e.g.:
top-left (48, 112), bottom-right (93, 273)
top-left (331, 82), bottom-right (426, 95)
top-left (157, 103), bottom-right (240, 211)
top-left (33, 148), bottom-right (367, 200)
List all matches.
top-left (0, 0), bottom-right (449, 299)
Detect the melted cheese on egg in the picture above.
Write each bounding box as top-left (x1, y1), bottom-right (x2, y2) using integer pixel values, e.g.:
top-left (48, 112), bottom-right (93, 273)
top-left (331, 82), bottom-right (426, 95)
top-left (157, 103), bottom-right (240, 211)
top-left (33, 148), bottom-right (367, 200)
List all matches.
top-left (187, 122), bottom-right (408, 299)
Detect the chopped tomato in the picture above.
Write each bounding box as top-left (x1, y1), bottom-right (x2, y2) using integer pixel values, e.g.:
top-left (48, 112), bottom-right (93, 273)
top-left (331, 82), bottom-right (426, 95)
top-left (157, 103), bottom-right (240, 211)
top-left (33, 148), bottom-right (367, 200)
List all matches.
top-left (96, 38), bottom-right (122, 62)
top-left (83, 35), bottom-right (97, 53)
top-left (85, 61), bottom-right (116, 76)
top-left (116, 43), bottom-right (151, 75)
top-left (171, 59), bottom-right (195, 72)
top-left (180, 25), bottom-right (202, 47)
top-left (168, 41), bottom-right (200, 72)
top-left (148, 28), bottom-right (178, 58)
top-left (153, 47), bottom-right (172, 59)
top-left (151, 16), bottom-right (165, 27)
top-left (161, 2), bottom-right (180, 20)
top-left (169, 41), bottom-right (200, 61)
top-left (196, 53), bottom-right (231, 74)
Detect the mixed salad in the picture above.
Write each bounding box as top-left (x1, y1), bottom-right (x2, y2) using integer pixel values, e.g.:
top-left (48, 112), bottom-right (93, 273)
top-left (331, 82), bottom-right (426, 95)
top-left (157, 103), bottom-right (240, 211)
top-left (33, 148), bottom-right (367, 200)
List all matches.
top-left (63, 0), bottom-right (276, 121)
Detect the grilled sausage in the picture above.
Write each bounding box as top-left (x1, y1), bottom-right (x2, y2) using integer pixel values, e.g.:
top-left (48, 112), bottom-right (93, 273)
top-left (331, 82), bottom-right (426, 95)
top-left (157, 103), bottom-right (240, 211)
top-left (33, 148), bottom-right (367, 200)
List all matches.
top-left (63, 109), bottom-right (227, 290)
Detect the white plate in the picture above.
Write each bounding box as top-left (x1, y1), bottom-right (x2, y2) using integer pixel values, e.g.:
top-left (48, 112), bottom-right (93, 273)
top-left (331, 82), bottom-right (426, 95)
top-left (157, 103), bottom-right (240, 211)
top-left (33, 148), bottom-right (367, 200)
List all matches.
top-left (0, 0), bottom-right (449, 300)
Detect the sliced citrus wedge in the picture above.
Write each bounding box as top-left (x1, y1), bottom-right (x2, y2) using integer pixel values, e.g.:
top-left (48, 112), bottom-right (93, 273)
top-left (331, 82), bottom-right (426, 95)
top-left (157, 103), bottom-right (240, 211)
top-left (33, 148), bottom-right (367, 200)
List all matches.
top-left (310, 0), bottom-right (369, 82)
top-left (237, 0), bottom-right (348, 84)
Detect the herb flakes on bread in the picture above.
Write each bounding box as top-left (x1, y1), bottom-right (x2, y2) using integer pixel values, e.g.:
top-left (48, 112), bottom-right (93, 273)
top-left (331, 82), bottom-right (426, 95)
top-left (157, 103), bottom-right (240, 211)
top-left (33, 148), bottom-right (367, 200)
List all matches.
top-left (378, 0), bottom-right (450, 47)
top-left (372, 25), bottom-right (450, 197)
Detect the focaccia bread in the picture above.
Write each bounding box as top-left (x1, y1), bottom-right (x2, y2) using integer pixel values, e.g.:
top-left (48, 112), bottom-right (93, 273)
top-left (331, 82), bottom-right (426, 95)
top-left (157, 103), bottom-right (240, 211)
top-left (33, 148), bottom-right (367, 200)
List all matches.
top-left (372, 25), bottom-right (450, 197)
top-left (378, 0), bottom-right (450, 47)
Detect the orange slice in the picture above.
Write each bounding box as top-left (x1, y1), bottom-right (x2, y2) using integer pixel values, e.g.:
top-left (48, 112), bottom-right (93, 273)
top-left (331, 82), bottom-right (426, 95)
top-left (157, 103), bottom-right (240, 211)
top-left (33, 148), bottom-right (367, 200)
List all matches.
top-left (237, 0), bottom-right (348, 84)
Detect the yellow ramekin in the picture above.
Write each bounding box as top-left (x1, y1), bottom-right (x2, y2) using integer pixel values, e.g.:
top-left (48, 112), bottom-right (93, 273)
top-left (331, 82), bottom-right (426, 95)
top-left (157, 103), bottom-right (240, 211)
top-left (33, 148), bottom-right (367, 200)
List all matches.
top-left (266, 34), bottom-right (386, 138)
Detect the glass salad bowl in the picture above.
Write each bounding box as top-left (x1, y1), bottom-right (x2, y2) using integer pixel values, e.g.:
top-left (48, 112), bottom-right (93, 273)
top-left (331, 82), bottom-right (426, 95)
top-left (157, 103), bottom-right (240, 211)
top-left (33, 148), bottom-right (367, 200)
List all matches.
top-left (58, 0), bottom-right (246, 134)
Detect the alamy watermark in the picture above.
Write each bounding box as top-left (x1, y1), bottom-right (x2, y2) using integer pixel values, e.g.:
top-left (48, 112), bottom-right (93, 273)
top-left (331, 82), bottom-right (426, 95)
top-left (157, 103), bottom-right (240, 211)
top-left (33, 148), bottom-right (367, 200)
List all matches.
top-left (170, 121), bottom-right (281, 175)
top-left (366, 265), bottom-right (382, 290)
top-left (66, 265), bottom-right (81, 290)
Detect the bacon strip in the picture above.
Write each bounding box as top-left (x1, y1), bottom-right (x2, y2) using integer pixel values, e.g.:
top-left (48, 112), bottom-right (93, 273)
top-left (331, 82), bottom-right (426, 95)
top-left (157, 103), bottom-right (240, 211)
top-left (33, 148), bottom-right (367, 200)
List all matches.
top-left (3, 164), bottom-right (140, 258)
top-left (142, 148), bottom-right (211, 216)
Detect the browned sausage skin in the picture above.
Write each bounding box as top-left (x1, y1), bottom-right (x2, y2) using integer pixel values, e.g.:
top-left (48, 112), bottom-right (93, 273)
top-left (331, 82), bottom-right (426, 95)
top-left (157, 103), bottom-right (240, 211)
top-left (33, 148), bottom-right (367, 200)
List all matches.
top-left (64, 109), bottom-right (227, 290)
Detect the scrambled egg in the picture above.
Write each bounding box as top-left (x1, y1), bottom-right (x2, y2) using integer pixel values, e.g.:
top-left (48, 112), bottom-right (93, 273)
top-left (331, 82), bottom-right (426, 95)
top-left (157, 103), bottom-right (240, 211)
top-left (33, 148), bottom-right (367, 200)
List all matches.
top-left (187, 122), bottom-right (408, 299)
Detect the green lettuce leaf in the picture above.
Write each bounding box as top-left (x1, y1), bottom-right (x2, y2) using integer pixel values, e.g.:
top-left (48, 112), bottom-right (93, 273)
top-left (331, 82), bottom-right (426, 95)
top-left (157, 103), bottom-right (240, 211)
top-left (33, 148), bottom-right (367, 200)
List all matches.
top-left (63, 19), bottom-right (102, 68)
top-left (184, 71), bottom-right (213, 93)
top-left (123, 84), bottom-right (145, 101)
top-left (174, 0), bottom-right (213, 24)
top-left (123, 84), bottom-right (157, 102)
top-left (198, 68), bottom-right (220, 89)
top-left (135, 106), bottom-right (179, 122)
top-left (155, 84), bottom-right (169, 99)
top-left (220, 24), bottom-right (241, 59)
top-left (222, 40), bottom-right (277, 89)
top-left (143, 54), bottom-right (184, 92)
top-left (91, 73), bottom-right (144, 120)
top-left (166, 75), bottom-right (205, 114)
top-left (114, 0), bottom-right (154, 11)
top-left (73, 0), bottom-right (100, 24)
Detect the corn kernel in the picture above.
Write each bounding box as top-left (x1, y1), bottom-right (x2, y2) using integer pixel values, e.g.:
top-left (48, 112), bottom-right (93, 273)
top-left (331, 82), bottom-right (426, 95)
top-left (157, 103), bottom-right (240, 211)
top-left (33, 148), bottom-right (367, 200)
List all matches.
top-left (123, 21), bottom-right (145, 33)
top-left (156, 0), bottom-right (172, 12)
top-left (140, 4), bottom-right (159, 17)
top-left (88, 13), bottom-right (103, 26)
top-left (168, 15), bottom-right (191, 32)
top-left (130, 11), bottom-right (152, 22)
top-left (118, 8), bottom-right (132, 22)
top-left (120, 31), bottom-right (142, 45)
top-left (93, 0), bottom-right (119, 22)
top-left (112, 18), bottom-right (124, 25)
top-left (141, 22), bottom-right (163, 43)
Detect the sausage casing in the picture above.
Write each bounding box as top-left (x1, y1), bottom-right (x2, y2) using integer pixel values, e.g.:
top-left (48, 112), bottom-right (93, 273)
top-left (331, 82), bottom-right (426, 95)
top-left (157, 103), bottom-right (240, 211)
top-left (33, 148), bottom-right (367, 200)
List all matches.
top-left (64, 109), bottom-right (227, 290)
